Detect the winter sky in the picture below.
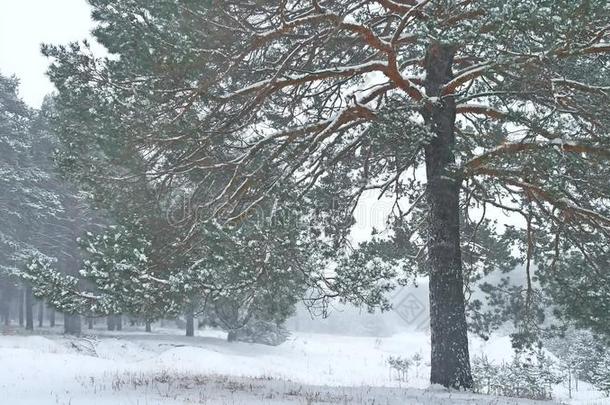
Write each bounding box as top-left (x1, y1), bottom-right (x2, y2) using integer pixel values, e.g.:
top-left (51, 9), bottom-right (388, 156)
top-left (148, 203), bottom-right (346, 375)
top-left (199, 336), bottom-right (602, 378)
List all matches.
top-left (0, 0), bottom-right (94, 107)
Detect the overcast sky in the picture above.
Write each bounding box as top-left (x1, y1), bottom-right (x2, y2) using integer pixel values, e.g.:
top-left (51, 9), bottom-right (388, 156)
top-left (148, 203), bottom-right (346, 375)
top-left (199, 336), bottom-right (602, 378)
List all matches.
top-left (0, 0), bottom-right (95, 107)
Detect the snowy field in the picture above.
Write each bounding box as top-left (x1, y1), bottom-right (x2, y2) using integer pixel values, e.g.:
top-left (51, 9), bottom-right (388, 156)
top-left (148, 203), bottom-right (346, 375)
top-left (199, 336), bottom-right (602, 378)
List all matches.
top-left (1, 326), bottom-right (608, 405)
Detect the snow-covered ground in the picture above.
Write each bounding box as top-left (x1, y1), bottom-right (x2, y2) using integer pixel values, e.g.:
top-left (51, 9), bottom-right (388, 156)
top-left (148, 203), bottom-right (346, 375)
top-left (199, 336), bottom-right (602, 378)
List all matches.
top-left (0, 326), bottom-right (607, 404)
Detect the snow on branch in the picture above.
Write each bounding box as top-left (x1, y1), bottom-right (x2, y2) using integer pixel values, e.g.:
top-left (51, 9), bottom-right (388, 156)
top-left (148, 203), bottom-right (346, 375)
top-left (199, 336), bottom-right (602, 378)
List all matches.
top-left (374, 0), bottom-right (422, 14)
top-left (442, 63), bottom-right (492, 96)
top-left (474, 167), bottom-right (610, 229)
top-left (551, 78), bottom-right (610, 95)
top-left (220, 61), bottom-right (388, 101)
top-left (253, 11), bottom-right (393, 54)
top-left (580, 42), bottom-right (610, 55)
top-left (456, 103), bottom-right (506, 118)
top-left (463, 141), bottom-right (610, 175)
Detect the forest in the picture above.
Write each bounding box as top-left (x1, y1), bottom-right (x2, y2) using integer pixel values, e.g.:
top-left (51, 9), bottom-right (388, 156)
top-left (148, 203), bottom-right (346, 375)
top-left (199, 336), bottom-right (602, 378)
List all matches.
top-left (0, 1), bottom-right (609, 404)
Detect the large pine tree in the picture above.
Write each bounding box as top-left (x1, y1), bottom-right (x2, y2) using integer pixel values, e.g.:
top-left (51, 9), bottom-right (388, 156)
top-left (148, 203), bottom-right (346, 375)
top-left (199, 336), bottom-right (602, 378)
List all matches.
top-left (43, 0), bottom-right (609, 388)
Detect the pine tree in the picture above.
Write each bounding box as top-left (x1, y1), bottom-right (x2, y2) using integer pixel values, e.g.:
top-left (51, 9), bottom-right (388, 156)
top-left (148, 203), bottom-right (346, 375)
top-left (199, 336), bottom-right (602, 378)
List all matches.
top-left (22, 132), bottom-right (332, 334)
top-left (0, 74), bottom-right (44, 306)
top-left (539, 236), bottom-right (610, 341)
top-left (0, 74), bottom-right (99, 334)
top-left (0, 75), bottom-right (72, 328)
top-left (42, 1), bottom-right (610, 388)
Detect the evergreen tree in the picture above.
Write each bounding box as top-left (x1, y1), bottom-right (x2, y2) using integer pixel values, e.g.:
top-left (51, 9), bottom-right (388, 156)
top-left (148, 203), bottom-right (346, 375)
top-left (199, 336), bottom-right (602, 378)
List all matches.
top-left (0, 74), bottom-right (73, 328)
top-left (539, 233), bottom-right (610, 341)
top-left (0, 74), bottom-right (51, 296)
top-left (76, 224), bottom-right (180, 322)
top-left (42, 0), bottom-right (610, 388)
top-left (547, 328), bottom-right (610, 397)
top-left (0, 74), bottom-right (99, 333)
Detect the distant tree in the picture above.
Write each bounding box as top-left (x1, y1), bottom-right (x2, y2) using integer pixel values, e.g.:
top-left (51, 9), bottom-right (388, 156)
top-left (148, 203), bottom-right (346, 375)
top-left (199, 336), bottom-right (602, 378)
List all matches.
top-left (37, 300), bottom-right (44, 327)
top-left (24, 49), bottom-right (336, 337)
top-left (0, 74), bottom-right (42, 322)
top-left (538, 236), bottom-right (610, 342)
top-left (23, 190), bottom-right (332, 339)
top-left (547, 328), bottom-right (610, 397)
top-left (25, 286), bottom-right (33, 331)
top-left (0, 74), bottom-right (99, 334)
top-left (0, 74), bottom-right (36, 271)
top-left (185, 308), bottom-right (195, 337)
top-left (0, 75), bottom-right (71, 329)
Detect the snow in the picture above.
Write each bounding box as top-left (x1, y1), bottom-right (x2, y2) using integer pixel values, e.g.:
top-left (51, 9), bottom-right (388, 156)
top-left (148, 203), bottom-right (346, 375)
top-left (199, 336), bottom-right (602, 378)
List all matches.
top-left (443, 63), bottom-right (491, 94)
top-left (223, 60), bottom-right (388, 100)
top-left (456, 103), bottom-right (505, 117)
top-left (1, 326), bottom-right (606, 404)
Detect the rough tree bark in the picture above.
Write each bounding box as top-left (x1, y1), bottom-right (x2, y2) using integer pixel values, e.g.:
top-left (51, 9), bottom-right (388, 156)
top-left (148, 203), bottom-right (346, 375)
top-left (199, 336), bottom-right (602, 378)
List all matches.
top-left (25, 286), bottom-right (34, 331)
top-left (422, 41), bottom-right (473, 389)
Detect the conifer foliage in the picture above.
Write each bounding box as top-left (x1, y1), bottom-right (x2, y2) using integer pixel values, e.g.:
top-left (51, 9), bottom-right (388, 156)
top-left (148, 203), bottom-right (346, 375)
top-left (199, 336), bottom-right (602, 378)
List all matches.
top-left (0, 74), bottom-right (91, 333)
top-left (40, 0), bottom-right (610, 388)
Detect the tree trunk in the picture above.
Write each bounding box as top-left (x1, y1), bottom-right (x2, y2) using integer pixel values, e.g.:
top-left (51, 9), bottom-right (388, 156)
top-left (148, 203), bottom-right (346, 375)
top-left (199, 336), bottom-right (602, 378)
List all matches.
top-left (422, 41), bottom-right (473, 389)
top-left (49, 307), bottom-right (55, 327)
top-left (88, 317), bottom-right (94, 329)
top-left (64, 314), bottom-right (81, 335)
top-left (107, 315), bottom-right (116, 331)
top-left (25, 286), bottom-right (34, 331)
top-left (38, 300), bottom-right (44, 327)
top-left (2, 298), bottom-right (9, 326)
top-left (18, 288), bottom-right (24, 327)
top-left (115, 314), bottom-right (122, 331)
top-left (186, 309), bottom-right (194, 337)
top-left (145, 321), bottom-right (152, 333)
